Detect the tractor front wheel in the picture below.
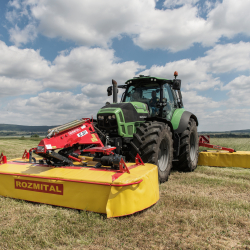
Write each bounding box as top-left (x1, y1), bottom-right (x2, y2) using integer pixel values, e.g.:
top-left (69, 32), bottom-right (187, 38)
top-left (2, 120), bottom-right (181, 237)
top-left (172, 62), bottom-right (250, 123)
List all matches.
top-left (129, 121), bottom-right (173, 183)
top-left (177, 118), bottom-right (199, 172)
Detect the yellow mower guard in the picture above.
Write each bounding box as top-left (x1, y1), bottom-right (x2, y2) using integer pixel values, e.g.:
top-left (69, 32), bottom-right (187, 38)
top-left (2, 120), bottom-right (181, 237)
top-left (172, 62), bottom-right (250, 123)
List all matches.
top-left (0, 158), bottom-right (159, 218)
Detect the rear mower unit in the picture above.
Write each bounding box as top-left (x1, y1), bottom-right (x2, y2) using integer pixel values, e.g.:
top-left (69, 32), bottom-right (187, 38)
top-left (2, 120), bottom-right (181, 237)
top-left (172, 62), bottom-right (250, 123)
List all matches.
top-left (198, 135), bottom-right (250, 169)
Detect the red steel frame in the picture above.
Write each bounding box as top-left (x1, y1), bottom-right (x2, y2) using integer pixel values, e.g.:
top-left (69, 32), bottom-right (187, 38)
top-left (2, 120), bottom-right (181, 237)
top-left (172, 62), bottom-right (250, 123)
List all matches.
top-left (199, 135), bottom-right (235, 153)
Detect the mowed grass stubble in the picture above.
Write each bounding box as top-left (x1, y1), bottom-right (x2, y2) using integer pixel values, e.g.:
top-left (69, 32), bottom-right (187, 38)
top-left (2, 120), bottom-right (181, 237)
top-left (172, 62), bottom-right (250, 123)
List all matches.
top-left (0, 138), bottom-right (250, 249)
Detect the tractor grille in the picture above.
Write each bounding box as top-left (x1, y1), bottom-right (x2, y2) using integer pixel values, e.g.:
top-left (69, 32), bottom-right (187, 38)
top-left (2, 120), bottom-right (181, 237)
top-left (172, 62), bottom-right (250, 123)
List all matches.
top-left (98, 113), bottom-right (118, 132)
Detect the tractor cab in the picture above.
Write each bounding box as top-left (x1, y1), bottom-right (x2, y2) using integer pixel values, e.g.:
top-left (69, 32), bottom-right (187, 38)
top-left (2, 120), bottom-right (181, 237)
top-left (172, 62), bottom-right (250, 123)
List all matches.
top-left (122, 76), bottom-right (181, 120)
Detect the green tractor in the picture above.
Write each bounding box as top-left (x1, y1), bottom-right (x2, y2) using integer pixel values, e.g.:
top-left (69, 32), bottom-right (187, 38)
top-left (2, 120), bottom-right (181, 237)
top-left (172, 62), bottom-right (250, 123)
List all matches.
top-left (96, 72), bottom-right (199, 183)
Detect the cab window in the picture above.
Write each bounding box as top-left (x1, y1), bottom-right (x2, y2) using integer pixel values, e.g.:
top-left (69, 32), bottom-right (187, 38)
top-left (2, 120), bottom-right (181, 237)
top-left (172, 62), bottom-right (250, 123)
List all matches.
top-left (163, 84), bottom-right (176, 120)
top-left (124, 83), bottom-right (161, 117)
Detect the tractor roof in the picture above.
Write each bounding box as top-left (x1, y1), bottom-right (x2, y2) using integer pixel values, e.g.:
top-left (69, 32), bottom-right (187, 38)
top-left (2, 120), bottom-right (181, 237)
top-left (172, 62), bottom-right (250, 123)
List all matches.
top-left (125, 75), bottom-right (169, 84)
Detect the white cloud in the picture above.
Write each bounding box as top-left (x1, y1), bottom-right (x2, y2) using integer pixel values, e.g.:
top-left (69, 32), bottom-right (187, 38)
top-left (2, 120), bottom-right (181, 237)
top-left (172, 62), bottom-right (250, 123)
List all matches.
top-left (225, 89), bottom-right (250, 107)
top-left (28, 0), bottom-right (147, 47)
top-left (5, 9), bottom-right (19, 24)
top-left (223, 75), bottom-right (250, 107)
top-left (0, 77), bottom-right (42, 97)
top-left (46, 46), bottom-right (145, 89)
top-left (182, 90), bottom-right (219, 111)
top-left (138, 41), bottom-right (250, 92)
top-left (180, 88), bottom-right (250, 132)
top-left (207, 0), bottom-right (250, 38)
top-left (203, 0), bottom-right (219, 13)
top-left (0, 40), bottom-right (49, 96)
top-left (0, 40), bottom-right (144, 94)
top-left (2, 91), bottom-right (106, 126)
top-left (8, 0), bottom-right (21, 9)
top-left (194, 73), bottom-right (250, 131)
top-left (139, 59), bottom-right (221, 91)
top-left (201, 109), bottom-right (250, 131)
top-left (202, 42), bottom-right (250, 74)
top-left (81, 84), bottom-right (109, 98)
top-left (0, 40), bottom-right (50, 79)
top-left (5, 38), bottom-right (250, 95)
top-left (9, 23), bottom-right (37, 46)
top-left (223, 75), bottom-right (250, 91)
top-left (133, 5), bottom-right (209, 51)
top-left (6, 0), bottom-right (250, 51)
top-left (181, 90), bottom-right (221, 130)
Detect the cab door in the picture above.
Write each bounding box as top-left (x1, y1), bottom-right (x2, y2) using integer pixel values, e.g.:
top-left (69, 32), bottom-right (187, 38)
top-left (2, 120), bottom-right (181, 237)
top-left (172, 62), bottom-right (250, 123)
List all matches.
top-left (162, 84), bottom-right (177, 120)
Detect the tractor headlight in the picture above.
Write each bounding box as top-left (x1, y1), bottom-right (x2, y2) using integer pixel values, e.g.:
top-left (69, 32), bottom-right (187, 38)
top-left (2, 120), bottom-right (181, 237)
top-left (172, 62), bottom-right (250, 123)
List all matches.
top-left (108, 114), bottom-right (116, 120)
top-left (98, 115), bottom-right (104, 120)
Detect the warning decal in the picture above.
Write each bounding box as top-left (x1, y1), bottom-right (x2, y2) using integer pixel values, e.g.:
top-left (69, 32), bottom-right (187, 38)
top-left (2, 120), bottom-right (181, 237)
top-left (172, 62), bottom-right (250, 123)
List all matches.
top-left (91, 134), bottom-right (98, 142)
top-left (15, 179), bottom-right (63, 195)
top-left (77, 130), bottom-right (88, 137)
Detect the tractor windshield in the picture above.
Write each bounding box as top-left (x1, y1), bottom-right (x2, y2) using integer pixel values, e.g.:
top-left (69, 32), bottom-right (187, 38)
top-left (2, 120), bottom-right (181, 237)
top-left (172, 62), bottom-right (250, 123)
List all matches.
top-left (124, 83), bottom-right (160, 102)
top-left (124, 82), bottom-right (161, 116)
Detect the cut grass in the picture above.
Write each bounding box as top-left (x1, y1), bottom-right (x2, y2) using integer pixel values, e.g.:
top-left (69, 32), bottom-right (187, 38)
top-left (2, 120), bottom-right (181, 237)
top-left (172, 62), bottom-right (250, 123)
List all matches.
top-left (0, 138), bottom-right (250, 249)
top-left (0, 138), bottom-right (40, 159)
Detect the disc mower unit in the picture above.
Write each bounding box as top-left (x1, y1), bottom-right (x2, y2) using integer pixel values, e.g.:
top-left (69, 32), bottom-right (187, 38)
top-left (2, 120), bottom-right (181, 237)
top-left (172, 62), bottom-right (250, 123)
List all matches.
top-left (0, 118), bottom-right (159, 217)
top-left (0, 154), bottom-right (159, 218)
top-left (198, 135), bottom-right (250, 168)
top-left (198, 150), bottom-right (250, 169)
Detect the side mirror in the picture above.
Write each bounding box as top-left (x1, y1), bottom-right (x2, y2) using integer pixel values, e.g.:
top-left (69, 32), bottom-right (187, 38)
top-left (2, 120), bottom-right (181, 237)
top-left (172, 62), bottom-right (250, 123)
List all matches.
top-left (107, 86), bottom-right (112, 96)
top-left (173, 79), bottom-right (181, 90)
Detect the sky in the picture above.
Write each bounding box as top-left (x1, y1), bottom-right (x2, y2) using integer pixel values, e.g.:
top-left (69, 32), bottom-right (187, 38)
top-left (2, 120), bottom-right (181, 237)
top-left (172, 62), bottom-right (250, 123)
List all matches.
top-left (0, 0), bottom-right (250, 132)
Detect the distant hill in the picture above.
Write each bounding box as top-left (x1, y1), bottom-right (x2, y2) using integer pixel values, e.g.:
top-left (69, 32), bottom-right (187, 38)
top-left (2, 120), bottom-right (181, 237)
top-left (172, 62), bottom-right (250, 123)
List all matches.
top-left (230, 129), bottom-right (250, 133)
top-left (199, 129), bottom-right (250, 138)
top-left (0, 124), bottom-right (56, 134)
top-left (200, 129), bottom-right (250, 134)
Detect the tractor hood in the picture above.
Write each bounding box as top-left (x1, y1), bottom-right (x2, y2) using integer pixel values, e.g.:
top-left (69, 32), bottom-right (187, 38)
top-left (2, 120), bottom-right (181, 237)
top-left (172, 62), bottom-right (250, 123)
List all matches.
top-left (100, 102), bottom-right (149, 123)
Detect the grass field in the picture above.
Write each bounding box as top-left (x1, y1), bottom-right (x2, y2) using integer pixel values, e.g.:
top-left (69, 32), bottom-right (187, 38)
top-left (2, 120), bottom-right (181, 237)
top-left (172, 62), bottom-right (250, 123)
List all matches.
top-left (0, 138), bottom-right (250, 249)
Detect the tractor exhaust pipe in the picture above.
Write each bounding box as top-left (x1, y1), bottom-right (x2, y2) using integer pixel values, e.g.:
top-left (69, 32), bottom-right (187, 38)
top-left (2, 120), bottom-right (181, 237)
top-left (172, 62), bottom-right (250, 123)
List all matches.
top-left (112, 79), bottom-right (118, 103)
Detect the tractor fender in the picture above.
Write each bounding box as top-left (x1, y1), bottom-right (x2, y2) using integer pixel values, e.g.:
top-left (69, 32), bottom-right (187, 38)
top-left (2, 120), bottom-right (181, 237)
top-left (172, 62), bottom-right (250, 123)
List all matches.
top-left (145, 117), bottom-right (174, 138)
top-left (172, 110), bottom-right (198, 134)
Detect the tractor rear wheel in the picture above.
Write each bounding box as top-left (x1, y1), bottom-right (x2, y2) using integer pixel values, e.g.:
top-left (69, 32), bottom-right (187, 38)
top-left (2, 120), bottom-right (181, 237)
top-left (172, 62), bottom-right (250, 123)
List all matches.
top-left (177, 118), bottom-right (199, 172)
top-left (129, 121), bottom-right (173, 183)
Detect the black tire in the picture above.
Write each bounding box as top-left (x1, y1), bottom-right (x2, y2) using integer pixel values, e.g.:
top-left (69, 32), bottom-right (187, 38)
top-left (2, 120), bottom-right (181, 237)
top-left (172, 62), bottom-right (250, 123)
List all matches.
top-left (129, 121), bottom-right (173, 183)
top-left (177, 118), bottom-right (199, 172)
